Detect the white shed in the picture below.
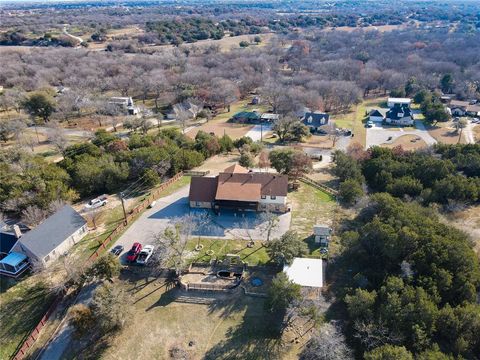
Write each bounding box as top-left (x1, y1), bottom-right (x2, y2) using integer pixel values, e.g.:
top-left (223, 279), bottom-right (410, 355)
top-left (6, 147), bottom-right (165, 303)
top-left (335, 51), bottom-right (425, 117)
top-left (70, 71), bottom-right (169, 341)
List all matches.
top-left (387, 97), bottom-right (411, 107)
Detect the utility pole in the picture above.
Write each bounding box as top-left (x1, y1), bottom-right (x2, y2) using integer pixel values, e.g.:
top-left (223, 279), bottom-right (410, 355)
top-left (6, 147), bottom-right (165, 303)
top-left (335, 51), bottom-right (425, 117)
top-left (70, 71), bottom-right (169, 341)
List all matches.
top-left (120, 192), bottom-right (128, 225)
top-left (260, 122), bottom-right (263, 143)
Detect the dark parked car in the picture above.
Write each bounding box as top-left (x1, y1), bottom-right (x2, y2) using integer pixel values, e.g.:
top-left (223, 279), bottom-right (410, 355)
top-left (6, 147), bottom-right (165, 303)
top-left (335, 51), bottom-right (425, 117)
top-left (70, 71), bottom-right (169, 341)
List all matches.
top-left (110, 245), bottom-right (124, 256)
top-left (126, 242), bottom-right (142, 262)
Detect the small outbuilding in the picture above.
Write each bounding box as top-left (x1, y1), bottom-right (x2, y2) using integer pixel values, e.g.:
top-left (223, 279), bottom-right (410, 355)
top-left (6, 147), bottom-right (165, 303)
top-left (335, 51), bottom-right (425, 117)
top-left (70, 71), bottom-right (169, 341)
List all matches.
top-left (313, 225), bottom-right (332, 245)
top-left (0, 252), bottom-right (29, 278)
top-left (284, 257), bottom-right (323, 288)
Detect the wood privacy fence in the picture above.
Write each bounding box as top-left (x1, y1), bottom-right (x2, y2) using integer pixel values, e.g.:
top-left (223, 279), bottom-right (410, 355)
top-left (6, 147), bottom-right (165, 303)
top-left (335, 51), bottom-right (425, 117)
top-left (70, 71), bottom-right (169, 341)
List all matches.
top-left (11, 293), bottom-right (64, 360)
top-left (299, 176), bottom-right (338, 197)
top-left (10, 173), bottom-right (184, 360)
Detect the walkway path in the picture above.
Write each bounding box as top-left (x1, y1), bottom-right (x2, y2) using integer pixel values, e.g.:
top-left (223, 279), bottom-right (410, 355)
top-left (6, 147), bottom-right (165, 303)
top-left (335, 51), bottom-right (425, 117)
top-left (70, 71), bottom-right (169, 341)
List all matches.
top-left (38, 282), bottom-right (99, 360)
top-left (245, 124), bottom-right (272, 141)
top-left (366, 120), bottom-right (437, 148)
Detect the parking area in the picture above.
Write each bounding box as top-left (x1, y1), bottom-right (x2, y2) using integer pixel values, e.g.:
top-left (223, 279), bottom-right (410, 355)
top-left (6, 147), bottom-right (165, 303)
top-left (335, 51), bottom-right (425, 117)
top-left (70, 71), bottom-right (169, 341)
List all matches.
top-left (112, 185), bottom-right (291, 264)
top-left (366, 120), bottom-right (437, 148)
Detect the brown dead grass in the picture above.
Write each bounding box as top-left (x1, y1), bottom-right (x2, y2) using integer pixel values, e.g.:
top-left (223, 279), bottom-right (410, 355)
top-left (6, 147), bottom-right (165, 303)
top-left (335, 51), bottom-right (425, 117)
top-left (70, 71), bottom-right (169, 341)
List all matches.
top-left (473, 125), bottom-right (480, 142)
top-left (382, 134), bottom-right (427, 151)
top-left (303, 135), bottom-right (334, 148)
top-left (441, 205), bottom-right (480, 254)
top-left (186, 121), bottom-right (253, 140)
top-left (428, 122), bottom-right (465, 145)
top-left (192, 153), bottom-right (240, 175)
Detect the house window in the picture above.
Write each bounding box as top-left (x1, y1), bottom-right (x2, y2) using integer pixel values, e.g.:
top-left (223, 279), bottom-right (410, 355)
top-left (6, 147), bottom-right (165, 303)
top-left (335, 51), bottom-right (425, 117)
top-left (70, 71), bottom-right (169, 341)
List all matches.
top-left (320, 119), bottom-right (325, 125)
top-left (52, 250), bottom-right (56, 256)
top-left (261, 195), bottom-right (266, 199)
top-left (44, 255), bottom-right (50, 263)
top-left (307, 117), bottom-right (312, 123)
top-left (271, 195), bottom-right (276, 200)
top-left (195, 201), bottom-right (200, 207)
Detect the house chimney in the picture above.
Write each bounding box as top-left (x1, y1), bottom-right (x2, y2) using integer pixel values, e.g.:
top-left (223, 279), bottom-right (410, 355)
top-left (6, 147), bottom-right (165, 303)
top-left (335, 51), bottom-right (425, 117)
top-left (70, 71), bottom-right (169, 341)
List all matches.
top-left (13, 224), bottom-right (22, 239)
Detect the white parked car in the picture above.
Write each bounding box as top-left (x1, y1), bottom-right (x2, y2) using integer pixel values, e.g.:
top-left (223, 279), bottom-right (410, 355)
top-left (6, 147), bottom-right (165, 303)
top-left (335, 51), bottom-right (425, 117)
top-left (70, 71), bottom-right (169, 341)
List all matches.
top-left (84, 196), bottom-right (108, 210)
top-left (136, 245), bottom-right (154, 265)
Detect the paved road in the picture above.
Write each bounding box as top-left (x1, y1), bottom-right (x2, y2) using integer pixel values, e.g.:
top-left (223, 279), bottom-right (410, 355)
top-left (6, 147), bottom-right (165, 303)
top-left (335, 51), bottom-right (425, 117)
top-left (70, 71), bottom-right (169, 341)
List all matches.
top-left (39, 282), bottom-right (99, 360)
top-left (245, 124), bottom-right (272, 141)
top-left (366, 120), bottom-right (437, 148)
top-left (30, 126), bottom-right (93, 139)
top-left (112, 185), bottom-right (290, 264)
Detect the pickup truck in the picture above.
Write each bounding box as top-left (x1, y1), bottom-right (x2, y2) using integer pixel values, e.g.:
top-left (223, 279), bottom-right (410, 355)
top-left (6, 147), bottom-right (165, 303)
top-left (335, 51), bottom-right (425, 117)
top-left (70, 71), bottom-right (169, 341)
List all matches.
top-left (136, 245), bottom-right (154, 265)
top-left (84, 195), bottom-right (108, 210)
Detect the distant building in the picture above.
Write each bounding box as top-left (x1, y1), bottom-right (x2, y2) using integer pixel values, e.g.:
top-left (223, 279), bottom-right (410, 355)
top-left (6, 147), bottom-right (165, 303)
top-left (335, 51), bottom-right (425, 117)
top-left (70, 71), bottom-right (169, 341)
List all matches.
top-left (387, 97), bottom-right (411, 107)
top-left (284, 257), bottom-right (324, 288)
top-left (260, 113), bottom-right (280, 122)
top-left (385, 103), bottom-right (414, 126)
top-left (301, 111), bottom-right (330, 133)
top-left (230, 111), bottom-right (261, 123)
top-left (369, 109), bottom-right (385, 122)
top-left (189, 164), bottom-right (289, 213)
top-left (110, 97), bottom-right (138, 115)
top-left (11, 205), bottom-right (87, 268)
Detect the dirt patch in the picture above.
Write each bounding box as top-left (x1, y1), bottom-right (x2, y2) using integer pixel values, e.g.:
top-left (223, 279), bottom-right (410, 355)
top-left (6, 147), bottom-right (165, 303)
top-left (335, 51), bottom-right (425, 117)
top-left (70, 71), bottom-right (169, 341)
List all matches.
top-left (187, 121), bottom-right (253, 140)
top-left (428, 122), bottom-right (465, 144)
top-left (303, 135), bottom-right (334, 148)
top-left (382, 134), bottom-right (427, 151)
top-left (473, 125), bottom-right (480, 142)
top-left (193, 153), bottom-right (240, 175)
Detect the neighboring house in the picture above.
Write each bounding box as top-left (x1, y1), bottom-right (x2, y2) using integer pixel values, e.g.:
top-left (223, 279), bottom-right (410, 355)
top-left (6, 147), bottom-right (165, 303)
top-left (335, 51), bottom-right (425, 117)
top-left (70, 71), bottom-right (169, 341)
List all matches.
top-left (0, 225), bottom-right (19, 260)
top-left (231, 111), bottom-right (261, 123)
top-left (165, 101), bottom-right (202, 120)
top-left (12, 205), bottom-right (88, 268)
top-left (466, 104), bottom-right (480, 117)
top-left (369, 109), bottom-right (385, 122)
top-left (260, 113), bottom-right (280, 122)
top-left (110, 97), bottom-right (138, 115)
top-left (449, 100), bottom-right (469, 116)
top-left (189, 164), bottom-right (289, 213)
top-left (385, 103), bottom-right (414, 126)
top-left (301, 111), bottom-right (330, 133)
top-left (284, 257), bottom-right (323, 288)
top-left (313, 225), bottom-right (332, 246)
top-left (387, 97), bottom-right (411, 107)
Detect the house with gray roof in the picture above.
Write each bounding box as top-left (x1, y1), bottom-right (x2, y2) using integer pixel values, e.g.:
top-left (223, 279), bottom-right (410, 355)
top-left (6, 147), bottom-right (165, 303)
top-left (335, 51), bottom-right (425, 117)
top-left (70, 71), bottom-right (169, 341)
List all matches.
top-left (12, 205), bottom-right (87, 268)
top-left (386, 104), bottom-right (414, 126)
top-left (301, 111), bottom-right (330, 133)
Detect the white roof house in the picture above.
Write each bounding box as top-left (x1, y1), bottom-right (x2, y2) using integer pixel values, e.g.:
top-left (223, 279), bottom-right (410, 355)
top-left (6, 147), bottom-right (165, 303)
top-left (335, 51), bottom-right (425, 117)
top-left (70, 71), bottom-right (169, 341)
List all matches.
top-left (387, 97), bottom-right (411, 107)
top-left (283, 257), bottom-right (323, 288)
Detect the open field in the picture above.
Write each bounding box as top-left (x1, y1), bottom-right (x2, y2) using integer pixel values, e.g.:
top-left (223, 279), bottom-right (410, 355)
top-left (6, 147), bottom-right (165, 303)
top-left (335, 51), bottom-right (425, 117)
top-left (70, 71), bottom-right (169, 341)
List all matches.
top-left (441, 205), bottom-right (480, 254)
top-left (79, 274), bottom-right (296, 360)
top-left (427, 121), bottom-right (466, 145)
top-left (193, 153), bottom-right (240, 174)
top-left (382, 134), bottom-right (428, 151)
top-left (289, 183), bottom-right (336, 240)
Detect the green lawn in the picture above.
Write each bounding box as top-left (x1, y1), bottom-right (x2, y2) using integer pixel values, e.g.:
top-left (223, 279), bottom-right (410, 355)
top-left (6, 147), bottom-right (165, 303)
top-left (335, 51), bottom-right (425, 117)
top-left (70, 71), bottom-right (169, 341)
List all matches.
top-left (0, 277), bottom-right (54, 359)
top-left (289, 183), bottom-right (337, 258)
top-left (187, 238), bottom-right (270, 266)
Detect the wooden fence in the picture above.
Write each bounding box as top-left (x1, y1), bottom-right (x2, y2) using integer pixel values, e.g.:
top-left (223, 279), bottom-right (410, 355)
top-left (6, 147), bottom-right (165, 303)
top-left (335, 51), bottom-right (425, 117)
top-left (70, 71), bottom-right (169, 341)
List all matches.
top-left (10, 173), bottom-right (185, 360)
top-left (11, 293), bottom-right (64, 360)
top-left (299, 176), bottom-right (338, 197)
top-left (183, 170), bottom-right (210, 176)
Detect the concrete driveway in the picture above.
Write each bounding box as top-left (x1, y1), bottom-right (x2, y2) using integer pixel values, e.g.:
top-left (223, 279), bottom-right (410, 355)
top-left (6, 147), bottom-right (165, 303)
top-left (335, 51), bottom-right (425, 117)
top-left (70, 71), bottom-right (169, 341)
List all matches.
top-left (112, 185), bottom-right (290, 264)
top-left (366, 120), bottom-right (437, 148)
top-left (245, 124), bottom-right (272, 141)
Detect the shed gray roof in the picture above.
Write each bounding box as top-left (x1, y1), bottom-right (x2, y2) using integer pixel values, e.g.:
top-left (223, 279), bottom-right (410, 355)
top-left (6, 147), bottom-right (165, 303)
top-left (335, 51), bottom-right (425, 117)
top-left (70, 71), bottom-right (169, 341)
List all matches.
top-left (19, 205), bottom-right (86, 258)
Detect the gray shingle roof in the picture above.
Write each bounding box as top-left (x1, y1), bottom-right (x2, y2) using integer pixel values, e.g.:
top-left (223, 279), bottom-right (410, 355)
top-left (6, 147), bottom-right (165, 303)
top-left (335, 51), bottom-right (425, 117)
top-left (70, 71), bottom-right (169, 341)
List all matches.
top-left (386, 104), bottom-right (412, 120)
top-left (302, 112), bottom-right (330, 127)
top-left (19, 205), bottom-right (86, 258)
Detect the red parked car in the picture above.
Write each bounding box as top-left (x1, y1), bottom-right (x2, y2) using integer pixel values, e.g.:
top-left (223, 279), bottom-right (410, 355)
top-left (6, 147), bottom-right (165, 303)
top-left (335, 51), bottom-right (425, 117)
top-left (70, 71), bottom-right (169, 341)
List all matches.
top-left (126, 242), bottom-right (142, 262)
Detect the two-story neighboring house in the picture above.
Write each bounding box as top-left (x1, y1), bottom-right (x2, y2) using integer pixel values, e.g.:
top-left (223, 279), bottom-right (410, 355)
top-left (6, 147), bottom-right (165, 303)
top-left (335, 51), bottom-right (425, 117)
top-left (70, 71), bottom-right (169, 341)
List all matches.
top-left (189, 164), bottom-right (289, 213)
top-left (385, 103), bottom-right (414, 126)
top-left (301, 111), bottom-right (330, 133)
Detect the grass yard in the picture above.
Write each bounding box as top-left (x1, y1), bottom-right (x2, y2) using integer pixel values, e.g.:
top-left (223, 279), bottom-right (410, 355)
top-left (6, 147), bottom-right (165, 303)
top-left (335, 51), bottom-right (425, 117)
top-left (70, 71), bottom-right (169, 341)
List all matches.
top-left (187, 238), bottom-right (270, 266)
top-left (83, 274), bottom-right (294, 360)
top-left (427, 121), bottom-right (465, 145)
top-left (332, 97), bottom-right (385, 148)
top-left (0, 276), bottom-right (54, 359)
top-left (187, 98), bottom-right (269, 140)
top-left (382, 134), bottom-right (428, 151)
